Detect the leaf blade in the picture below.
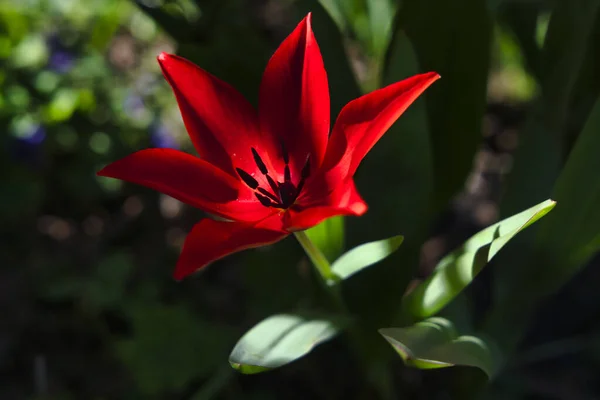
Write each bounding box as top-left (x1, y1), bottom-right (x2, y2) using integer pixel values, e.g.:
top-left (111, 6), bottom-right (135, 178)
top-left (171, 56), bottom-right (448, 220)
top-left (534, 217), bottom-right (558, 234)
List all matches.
top-left (331, 235), bottom-right (404, 281)
top-left (380, 317), bottom-right (499, 378)
top-left (404, 199), bottom-right (556, 319)
top-left (229, 314), bottom-right (345, 374)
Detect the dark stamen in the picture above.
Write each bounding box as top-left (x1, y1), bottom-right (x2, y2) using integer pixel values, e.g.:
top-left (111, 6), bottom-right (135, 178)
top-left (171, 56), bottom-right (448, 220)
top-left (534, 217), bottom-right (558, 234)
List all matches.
top-left (251, 148), bottom-right (268, 175)
top-left (240, 148), bottom-right (311, 210)
top-left (266, 175), bottom-right (279, 194)
top-left (258, 187), bottom-right (280, 203)
top-left (295, 179), bottom-right (305, 196)
top-left (295, 156), bottom-right (311, 198)
top-left (255, 193), bottom-right (275, 207)
top-left (236, 168), bottom-right (259, 189)
top-left (281, 141), bottom-right (289, 164)
top-left (301, 156), bottom-right (311, 178)
top-left (278, 182), bottom-right (296, 208)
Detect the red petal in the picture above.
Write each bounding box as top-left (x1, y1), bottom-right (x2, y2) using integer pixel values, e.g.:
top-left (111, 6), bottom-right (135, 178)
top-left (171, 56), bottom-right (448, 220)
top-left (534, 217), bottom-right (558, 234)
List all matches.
top-left (258, 13), bottom-right (330, 178)
top-left (158, 53), bottom-right (263, 176)
top-left (286, 179), bottom-right (367, 231)
top-left (322, 72), bottom-right (440, 181)
top-left (98, 148), bottom-right (271, 222)
top-left (174, 215), bottom-right (287, 279)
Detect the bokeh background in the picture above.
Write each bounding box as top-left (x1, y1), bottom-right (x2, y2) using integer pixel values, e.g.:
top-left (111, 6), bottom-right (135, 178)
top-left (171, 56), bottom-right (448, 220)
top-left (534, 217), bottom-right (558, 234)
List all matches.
top-left (2, 0), bottom-right (600, 399)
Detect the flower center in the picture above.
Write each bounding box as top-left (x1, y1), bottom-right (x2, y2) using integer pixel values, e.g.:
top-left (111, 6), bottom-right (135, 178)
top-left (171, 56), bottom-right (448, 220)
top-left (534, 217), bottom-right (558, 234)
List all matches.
top-left (236, 145), bottom-right (310, 209)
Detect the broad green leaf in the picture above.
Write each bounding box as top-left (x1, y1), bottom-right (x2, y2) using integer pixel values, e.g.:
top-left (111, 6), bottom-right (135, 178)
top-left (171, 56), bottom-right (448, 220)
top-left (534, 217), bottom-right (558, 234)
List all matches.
top-left (331, 235), bottom-right (404, 281)
top-left (398, 0), bottom-right (492, 209)
top-left (229, 313), bottom-right (345, 374)
top-left (306, 216), bottom-right (345, 262)
top-left (380, 317), bottom-right (499, 378)
top-left (500, 0), bottom-right (600, 218)
top-left (494, 0), bottom-right (600, 308)
top-left (532, 97), bottom-right (600, 292)
top-left (404, 199), bottom-right (556, 319)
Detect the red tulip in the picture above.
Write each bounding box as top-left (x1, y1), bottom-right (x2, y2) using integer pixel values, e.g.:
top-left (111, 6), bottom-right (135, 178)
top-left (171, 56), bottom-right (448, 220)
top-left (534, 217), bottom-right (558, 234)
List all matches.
top-left (98, 13), bottom-right (439, 279)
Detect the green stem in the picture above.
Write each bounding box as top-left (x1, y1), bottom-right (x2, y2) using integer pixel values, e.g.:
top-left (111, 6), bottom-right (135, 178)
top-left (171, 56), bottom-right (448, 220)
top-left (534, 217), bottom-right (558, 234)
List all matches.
top-left (293, 231), bottom-right (345, 311)
top-left (295, 231), bottom-right (390, 397)
top-left (293, 231), bottom-right (335, 281)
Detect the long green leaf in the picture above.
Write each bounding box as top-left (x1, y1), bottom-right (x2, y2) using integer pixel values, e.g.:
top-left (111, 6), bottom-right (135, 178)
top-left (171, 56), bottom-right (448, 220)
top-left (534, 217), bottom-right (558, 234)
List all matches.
top-left (484, 98), bottom-right (600, 352)
top-left (404, 199), bottom-right (556, 319)
top-left (496, 1), bottom-right (543, 81)
top-left (494, 0), bottom-right (600, 309)
top-left (229, 313), bottom-right (345, 374)
top-left (344, 29), bottom-right (433, 326)
top-left (380, 317), bottom-right (500, 378)
top-left (533, 97), bottom-right (600, 291)
top-left (331, 235), bottom-right (404, 282)
top-left (398, 0), bottom-right (492, 209)
top-left (500, 0), bottom-right (600, 218)
top-left (366, 0), bottom-right (396, 60)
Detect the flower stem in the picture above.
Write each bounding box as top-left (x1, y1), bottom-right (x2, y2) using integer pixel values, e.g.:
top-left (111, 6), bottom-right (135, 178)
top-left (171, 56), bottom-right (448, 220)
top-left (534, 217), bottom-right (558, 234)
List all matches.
top-left (293, 231), bottom-right (336, 281)
top-left (293, 231), bottom-right (344, 309)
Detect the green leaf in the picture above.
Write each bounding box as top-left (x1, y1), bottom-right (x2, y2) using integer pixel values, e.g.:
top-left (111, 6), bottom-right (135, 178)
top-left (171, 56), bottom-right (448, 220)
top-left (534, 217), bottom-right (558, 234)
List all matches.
top-left (345, 29), bottom-right (433, 326)
top-left (331, 235), bottom-right (404, 281)
top-left (493, 0), bottom-right (600, 317)
top-left (532, 97), bottom-right (600, 290)
top-left (404, 199), bottom-right (556, 319)
top-left (366, 0), bottom-right (396, 59)
top-left (568, 8), bottom-right (600, 147)
top-left (500, 0), bottom-right (600, 218)
top-left (315, 0), bottom-right (347, 32)
top-left (398, 0), bottom-right (492, 209)
top-left (306, 216), bottom-right (345, 262)
top-left (496, 1), bottom-right (544, 81)
top-left (380, 317), bottom-right (499, 378)
top-left (229, 313), bottom-right (345, 374)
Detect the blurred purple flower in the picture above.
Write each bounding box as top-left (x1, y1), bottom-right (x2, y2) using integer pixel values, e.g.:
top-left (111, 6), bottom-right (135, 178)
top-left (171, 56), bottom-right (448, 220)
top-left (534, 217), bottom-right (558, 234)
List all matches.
top-left (21, 124), bottom-right (47, 145)
top-left (46, 33), bottom-right (75, 74)
top-left (49, 51), bottom-right (75, 74)
top-left (10, 124), bottom-right (46, 167)
top-left (150, 123), bottom-right (178, 149)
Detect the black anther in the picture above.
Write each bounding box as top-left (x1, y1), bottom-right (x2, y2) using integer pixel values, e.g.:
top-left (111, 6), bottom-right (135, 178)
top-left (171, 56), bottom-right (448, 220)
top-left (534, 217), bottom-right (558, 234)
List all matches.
top-left (258, 187), bottom-right (280, 203)
top-left (251, 148), bottom-right (268, 175)
top-left (295, 179), bottom-right (305, 196)
top-left (266, 175), bottom-right (279, 194)
top-left (278, 182), bottom-right (296, 208)
top-left (236, 168), bottom-right (259, 189)
top-left (301, 156), bottom-right (311, 179)
top-left (281, 141), bottom-right (289, 164)
top-left (242, 148), bottom-right (311, 209)
top-left (255, 193), bottom-right (274, 207)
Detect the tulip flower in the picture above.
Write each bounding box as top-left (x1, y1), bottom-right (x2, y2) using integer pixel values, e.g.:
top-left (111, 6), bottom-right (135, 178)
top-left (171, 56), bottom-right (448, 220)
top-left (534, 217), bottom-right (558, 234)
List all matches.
top-left (98, 13), bottom-right (439, 279)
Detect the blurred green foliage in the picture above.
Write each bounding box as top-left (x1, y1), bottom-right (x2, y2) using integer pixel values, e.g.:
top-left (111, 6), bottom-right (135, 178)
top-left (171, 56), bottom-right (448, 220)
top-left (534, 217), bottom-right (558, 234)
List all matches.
top-left (2, 0), bottom-right (600, 399)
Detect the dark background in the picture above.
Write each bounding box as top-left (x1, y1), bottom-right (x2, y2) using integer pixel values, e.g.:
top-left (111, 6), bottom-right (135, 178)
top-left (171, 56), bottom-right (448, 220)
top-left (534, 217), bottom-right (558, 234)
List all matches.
top-left (2, 0), bottom-right (600, 399)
